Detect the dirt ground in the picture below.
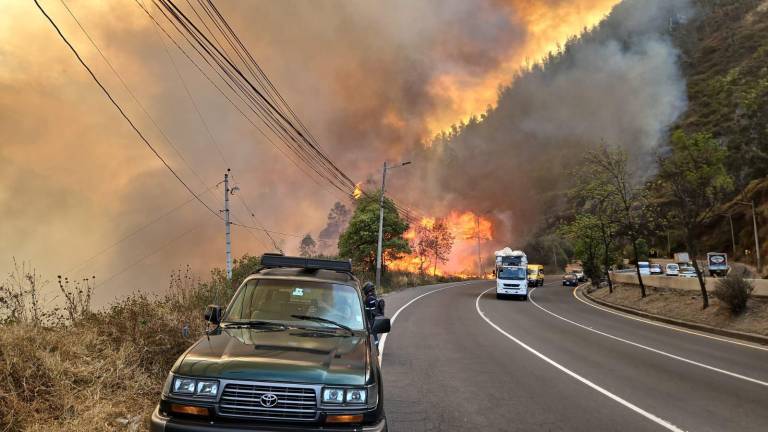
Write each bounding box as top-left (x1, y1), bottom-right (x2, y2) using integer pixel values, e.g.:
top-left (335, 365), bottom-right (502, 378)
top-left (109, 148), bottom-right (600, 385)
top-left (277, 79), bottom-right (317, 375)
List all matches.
top-left (589, 284), bottom-right (768, 337)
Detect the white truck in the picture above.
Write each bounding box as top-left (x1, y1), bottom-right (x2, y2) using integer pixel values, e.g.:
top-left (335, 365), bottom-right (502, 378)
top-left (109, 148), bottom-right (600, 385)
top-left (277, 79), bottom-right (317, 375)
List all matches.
top-left (495, 248), bottom-right (529, 300)
top-left (707, 252), bottom-right (728, 277)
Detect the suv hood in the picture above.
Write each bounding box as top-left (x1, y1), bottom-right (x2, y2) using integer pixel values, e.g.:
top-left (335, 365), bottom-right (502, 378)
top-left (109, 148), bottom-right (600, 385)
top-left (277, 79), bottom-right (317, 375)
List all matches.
top-left (174, 327), bottom-right (369, 386)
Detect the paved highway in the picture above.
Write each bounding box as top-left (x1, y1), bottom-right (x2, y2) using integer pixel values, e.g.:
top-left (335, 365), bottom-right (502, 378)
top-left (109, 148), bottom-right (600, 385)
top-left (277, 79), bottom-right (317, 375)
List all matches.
top-left (380, 277), bottom-right (768, 431)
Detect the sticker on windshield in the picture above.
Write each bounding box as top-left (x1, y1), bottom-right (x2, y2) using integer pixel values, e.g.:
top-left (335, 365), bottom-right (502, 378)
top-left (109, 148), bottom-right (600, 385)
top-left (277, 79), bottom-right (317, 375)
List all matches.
top-left (292, 288), bottom-right (304, 296)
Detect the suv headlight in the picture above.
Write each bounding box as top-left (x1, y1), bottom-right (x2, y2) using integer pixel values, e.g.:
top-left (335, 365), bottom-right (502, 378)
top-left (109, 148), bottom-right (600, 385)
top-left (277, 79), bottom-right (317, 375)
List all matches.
top-left (345, 389), bottom-right (367, 403)
top-left (322, 387), bottom-right (345, 404)
top-left (322, 387), bottom-right (367, 404)
top-left (170, 376), bottom-right (220, 398)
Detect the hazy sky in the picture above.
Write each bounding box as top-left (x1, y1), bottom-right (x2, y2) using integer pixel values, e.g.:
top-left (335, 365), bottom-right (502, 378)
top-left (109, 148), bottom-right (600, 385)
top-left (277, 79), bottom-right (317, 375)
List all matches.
top-left (0, 0), bottom-right (618, 305)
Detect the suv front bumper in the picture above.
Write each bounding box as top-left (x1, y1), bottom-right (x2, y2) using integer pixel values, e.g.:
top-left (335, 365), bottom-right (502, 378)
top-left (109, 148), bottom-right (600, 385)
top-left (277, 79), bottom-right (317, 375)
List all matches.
top-left (150, 406), bottom-right (387, 432)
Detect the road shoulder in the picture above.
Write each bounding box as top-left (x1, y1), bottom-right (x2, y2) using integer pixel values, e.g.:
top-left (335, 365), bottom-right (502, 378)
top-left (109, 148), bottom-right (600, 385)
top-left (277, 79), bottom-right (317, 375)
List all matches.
top-left (578, 285), bottom-right (768, 346)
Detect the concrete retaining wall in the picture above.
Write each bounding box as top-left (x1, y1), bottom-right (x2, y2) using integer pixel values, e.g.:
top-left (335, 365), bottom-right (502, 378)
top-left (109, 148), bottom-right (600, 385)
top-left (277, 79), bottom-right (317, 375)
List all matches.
top-left (611, 272), bottom-right (768, 297)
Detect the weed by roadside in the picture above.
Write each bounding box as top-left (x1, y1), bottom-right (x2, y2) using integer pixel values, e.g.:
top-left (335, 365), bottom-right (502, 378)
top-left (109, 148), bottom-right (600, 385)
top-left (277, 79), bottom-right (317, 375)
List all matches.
top-left (714, 272), bottom-right (754, 315)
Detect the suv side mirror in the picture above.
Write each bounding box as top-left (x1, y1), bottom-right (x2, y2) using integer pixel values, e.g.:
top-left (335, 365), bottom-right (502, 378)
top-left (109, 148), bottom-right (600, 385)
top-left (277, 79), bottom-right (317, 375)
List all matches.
top-left (204, 305), bottom-right (222, 324)
top-left (372, 317), bottom-right (391, 334)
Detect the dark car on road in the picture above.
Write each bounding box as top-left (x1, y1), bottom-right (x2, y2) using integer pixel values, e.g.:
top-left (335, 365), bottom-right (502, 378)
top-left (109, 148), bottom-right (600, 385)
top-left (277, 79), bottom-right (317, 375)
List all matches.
top-left (562, 273), bottom-right (579, 287)
top-left (151, 254), bottom-right (391, 432)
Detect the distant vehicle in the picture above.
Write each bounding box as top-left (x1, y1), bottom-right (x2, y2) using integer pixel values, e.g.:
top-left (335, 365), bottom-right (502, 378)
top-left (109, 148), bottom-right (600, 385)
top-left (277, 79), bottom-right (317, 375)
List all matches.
top-left (707, 252), bottom-right (729, 277)
top-left (562, 273), bottom-right (579, 287)
top-left (674, 252), bottom-right (691, 265)
top-left (573, 269), bottom-right (586, 282)
top-left (637, 261), bottom-right (651, 275)
top-left (679, 266), bottom-right (698, 278)
top-left (527, 264), bottom-right (544, 287)
top-left (665, 263), bottom-right (680, 276)
top-left (495, 248), bottom-right (529, 300)
top-left (649, 263), bottom-right (664, 275)
top-left (150, 254), bottom-right (390, 432)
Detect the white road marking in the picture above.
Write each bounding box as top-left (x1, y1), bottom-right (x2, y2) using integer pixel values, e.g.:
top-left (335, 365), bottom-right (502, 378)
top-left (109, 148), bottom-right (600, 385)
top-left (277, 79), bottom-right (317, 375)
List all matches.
top-left (573, 286), bottom-right (768, 352)
top-left (475, 287), bottom-right (686, 432)
top-left (378, 281), bottom-right (475, 363)
top-left (529, 288), bottom-right (768, 387)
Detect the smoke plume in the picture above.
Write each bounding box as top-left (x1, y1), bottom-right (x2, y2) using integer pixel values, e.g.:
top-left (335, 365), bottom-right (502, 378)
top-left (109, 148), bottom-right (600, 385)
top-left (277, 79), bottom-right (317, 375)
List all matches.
top-left (397, 0), bottom-right (693, 249)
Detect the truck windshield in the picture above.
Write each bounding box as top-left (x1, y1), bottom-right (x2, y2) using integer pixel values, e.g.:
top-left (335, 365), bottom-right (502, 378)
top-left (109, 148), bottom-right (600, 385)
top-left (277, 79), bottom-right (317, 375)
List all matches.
top-left (223, 279), bottom-right (365, 331)
top-left (498, 267), bottom-right (526, 280)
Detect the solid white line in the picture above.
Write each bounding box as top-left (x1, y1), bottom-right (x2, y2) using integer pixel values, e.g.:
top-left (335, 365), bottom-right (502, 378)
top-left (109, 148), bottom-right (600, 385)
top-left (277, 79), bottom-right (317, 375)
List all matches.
top-left (475, 287), bottom-right (686, 432)
top-left (378, 281), bottom-right (475, 363)
top-left (529, 288), bottom-right (768, 387)
top-left (573, 286), bottom-right (768, 352)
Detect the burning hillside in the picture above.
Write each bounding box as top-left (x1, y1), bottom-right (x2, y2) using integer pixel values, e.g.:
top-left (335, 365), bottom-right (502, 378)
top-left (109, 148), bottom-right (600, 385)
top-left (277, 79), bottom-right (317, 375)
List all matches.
top-left (388, 211), bottom-right (494, 277)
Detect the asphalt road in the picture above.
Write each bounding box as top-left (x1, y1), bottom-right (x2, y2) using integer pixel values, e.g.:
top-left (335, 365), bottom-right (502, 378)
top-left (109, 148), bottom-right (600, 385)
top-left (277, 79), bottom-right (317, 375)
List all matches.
top-left (380, 277), bottom-right (768, 431)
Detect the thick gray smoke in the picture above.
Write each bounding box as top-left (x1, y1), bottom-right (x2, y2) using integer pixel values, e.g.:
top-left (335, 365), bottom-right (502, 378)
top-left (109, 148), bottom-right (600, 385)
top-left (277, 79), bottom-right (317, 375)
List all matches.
top-left (399, 0), bottom-right (693, 245)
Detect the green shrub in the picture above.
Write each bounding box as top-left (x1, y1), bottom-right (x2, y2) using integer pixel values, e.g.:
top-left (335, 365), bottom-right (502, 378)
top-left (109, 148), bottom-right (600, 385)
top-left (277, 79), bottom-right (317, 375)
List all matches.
top-left (714, 273), bottom-right (754, 315)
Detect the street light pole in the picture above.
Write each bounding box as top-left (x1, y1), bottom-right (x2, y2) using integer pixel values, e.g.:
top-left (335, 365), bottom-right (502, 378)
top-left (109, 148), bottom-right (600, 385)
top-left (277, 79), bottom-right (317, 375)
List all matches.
top-left (375, 162), bottom-right (387, 289)
top-left (738, 201), bottom-right (761, 273)
top-left (375, 160), bottom-right (411, 288)
top-left (725, 213), bottom-right (736, 257)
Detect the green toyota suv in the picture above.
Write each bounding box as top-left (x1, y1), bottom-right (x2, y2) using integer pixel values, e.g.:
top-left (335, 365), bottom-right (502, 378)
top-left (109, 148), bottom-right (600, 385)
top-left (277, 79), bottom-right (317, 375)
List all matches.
top-left (150, 254), bottom-right (391, 431)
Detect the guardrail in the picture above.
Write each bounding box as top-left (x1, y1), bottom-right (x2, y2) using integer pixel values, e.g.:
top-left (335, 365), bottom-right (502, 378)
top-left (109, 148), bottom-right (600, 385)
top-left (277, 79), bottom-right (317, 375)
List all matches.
top-left (610, 272), bottom-right (768, 297)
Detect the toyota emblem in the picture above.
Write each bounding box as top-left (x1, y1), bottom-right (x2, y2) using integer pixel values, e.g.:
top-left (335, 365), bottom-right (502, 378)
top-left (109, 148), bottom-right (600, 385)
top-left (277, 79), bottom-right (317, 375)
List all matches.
top-left (260, 393), bottom-right (279, 408)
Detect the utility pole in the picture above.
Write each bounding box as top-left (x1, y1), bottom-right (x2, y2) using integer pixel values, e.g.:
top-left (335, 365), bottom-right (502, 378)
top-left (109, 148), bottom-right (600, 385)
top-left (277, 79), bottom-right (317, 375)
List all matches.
top-left (375, 160), bottom-right (411, 288)
top-left (375, 162), bottom-right (387, 289)
top-left (224, 170), bottom-right (233, 280)
top-left (222, 169), bottom-right (239, 280)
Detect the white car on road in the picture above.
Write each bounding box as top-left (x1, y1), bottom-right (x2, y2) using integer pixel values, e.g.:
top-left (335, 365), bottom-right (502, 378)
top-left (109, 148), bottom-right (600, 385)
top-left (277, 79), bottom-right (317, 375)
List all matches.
top-left (679, 266), bottom-right (698, 278)
top-left (665, 263), bottom-right (679, 276)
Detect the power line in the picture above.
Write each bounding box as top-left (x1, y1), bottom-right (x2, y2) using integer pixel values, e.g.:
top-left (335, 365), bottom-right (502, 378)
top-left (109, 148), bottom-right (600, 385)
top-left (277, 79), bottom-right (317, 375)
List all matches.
top-left (154, 0), bottom-right (355, 195)
top-left (140, 0), bottom-right (424, 225)
top-left (62, 183), bottom-right (217, 277)
top-left (34, 0), bottom-right (223, 221)
top-left (133, 0), bottom-right (346, 201)
top-left (93, 219), bottom-right (208, 289)
top-left (59, 0), bottom-right (217, 197)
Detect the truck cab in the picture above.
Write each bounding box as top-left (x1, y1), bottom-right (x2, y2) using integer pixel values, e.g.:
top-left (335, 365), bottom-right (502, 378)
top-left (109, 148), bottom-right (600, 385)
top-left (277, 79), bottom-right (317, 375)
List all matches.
top-left (151, 254), bottom-right (390, 432)
top-left (527, 264), bottom-right (544, 287)
top-left (495, 248), bottom-right (529, 300)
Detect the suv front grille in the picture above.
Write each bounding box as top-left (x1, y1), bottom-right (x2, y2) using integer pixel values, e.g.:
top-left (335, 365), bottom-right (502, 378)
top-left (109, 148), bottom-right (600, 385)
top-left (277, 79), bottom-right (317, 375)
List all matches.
top-left (218, 383), bottom-right (317, 420)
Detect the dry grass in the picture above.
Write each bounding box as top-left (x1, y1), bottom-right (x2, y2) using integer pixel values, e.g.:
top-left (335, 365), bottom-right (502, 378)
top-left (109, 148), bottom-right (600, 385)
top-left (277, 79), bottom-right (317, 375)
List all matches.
top-left (591, 283), bottom-right (768, 336)
top-left (0, 292), bottom-right (205, 432)
top-left (0, 264), bottom-right (222, 432)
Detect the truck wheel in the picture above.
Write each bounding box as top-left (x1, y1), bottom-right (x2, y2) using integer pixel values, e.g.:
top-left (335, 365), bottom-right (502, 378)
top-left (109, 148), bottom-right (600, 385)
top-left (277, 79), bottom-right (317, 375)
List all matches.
top-left (496, 293), bottom-right (503, 300)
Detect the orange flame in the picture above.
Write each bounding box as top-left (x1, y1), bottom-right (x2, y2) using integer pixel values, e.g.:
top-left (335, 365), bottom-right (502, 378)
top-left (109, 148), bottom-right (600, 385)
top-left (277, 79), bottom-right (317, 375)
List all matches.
top-left (352, 182), bottom-right (363, 200)
top-left (387, 210), bottom-right (493, 277)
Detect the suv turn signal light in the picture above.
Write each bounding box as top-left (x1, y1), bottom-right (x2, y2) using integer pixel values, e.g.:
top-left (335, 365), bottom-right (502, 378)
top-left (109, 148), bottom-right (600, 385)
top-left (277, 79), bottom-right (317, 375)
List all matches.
top-left (169, 404), bottom-right (209, 417)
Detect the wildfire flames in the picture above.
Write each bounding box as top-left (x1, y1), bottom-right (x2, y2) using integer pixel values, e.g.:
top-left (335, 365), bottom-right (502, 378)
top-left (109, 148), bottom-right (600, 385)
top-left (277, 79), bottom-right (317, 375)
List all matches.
top-left (352, 182), bottom-right (363, 200)
top-left (388, 211), bottom-right (494, 277)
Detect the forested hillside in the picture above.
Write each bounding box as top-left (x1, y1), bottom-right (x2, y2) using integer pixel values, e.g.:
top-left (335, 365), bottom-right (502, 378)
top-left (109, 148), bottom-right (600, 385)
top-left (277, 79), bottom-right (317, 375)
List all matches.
top-left (426, 0), bottom-right (768, 268)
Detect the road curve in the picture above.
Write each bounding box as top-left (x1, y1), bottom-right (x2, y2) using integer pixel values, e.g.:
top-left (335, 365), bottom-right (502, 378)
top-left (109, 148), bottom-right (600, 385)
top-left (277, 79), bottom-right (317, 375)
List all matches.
top-left (381, 277), bottom-right (768, 431)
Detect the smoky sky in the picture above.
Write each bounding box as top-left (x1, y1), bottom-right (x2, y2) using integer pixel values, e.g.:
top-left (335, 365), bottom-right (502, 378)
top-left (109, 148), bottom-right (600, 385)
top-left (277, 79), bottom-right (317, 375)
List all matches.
top-left (1, 0), bottom-right (624, 305)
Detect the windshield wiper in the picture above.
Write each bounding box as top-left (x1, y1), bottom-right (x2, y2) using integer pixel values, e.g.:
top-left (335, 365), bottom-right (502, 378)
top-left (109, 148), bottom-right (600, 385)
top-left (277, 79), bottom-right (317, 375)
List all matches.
top-left (290, 315), bottom-right (354, 335)
top-left (221, 320), bottom-right (288, 330)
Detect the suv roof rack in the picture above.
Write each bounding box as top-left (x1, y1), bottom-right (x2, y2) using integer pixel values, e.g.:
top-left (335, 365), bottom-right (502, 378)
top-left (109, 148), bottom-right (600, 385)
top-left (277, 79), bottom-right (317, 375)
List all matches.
top-left (260, 253), bottom-right (353, 273)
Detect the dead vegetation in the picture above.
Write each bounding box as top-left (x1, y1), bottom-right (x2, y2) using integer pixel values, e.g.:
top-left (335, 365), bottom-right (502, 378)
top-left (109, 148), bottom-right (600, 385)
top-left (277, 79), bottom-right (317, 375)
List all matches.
top-left (0, 263), bottom-right (223, 432)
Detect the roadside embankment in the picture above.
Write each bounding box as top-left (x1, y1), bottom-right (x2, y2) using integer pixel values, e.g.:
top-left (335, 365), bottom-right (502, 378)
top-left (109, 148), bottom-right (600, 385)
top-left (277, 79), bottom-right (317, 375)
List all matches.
top-left (583, 283), bottom-right (768, 344)
top-left (611, 272), bottom-right (768, 298)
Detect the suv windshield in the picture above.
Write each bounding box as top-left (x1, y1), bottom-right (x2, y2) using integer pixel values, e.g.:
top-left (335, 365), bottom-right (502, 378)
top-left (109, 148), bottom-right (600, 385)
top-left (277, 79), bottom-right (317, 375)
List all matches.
top-left (498, 267), bottom-right (526, 280)
top-left (223, 279), bottom-right (365, 331)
